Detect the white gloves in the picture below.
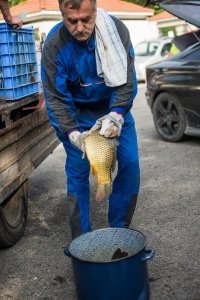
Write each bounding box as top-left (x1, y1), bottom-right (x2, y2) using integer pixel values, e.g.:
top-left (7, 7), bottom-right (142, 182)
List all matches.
top-left (91, 112), bottom-right (124, 138)
top-left (69, 112), bottom-right (124, 149)
top-left (69, 131), bottom-right (86, 150)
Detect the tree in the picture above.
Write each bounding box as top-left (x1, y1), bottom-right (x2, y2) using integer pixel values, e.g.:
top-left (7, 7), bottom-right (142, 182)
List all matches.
top-left (8, 0), bottom-right (26, 7)
top-left (123, 0), bottom-right (163, 14)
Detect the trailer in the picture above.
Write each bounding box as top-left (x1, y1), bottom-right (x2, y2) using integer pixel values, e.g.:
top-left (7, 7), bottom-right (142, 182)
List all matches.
top-left (0, 94), bottom-right (59, 248)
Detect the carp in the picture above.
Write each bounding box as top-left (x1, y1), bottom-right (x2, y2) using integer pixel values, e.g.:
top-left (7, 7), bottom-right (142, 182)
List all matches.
top-left (84, 130), bottom-right (118, 201)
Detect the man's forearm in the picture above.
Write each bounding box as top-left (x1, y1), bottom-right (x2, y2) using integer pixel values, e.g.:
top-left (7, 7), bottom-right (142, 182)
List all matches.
top-left (0, 0), bottom-right (12, 23)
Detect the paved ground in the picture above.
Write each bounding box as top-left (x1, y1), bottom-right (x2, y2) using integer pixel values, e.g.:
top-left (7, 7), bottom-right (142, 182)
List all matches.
top-left (0, 84), bottom-right (200, 300)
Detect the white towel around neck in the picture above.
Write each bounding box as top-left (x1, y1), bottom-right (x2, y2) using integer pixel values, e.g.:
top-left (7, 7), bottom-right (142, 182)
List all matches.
top-left (95, 8), bottom-right (127, 87)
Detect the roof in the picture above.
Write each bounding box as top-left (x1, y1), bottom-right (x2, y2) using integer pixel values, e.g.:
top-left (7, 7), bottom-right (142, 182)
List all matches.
top-left (3, 0), bottom-right (59, 15)
top-left (1, 0), bottom-right (153, 17)
top-left (97, 0), bottom-right (153, 13)
top-left (149, 11), bottom-right (176, 21)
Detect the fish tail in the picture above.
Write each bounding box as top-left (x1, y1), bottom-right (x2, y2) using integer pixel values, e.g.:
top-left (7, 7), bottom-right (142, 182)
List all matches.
top-left (96, 183), bottom-right (112, 201)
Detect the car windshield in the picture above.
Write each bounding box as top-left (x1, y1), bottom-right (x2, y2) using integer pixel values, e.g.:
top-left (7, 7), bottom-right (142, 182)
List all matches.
top-left (135, 41), bottom-right (160, 56)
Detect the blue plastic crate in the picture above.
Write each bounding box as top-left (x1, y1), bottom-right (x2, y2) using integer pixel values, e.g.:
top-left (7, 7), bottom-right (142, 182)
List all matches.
top-left (0, 23), bottom-right (35, 44)
top-left (0, 23), bottom-right (39, 100)
top-left (0, 82), bottom-right (40, 100)
top-left (1, 65), bottom-right (16, 77)
top-left (0, 42), bottom-right (14, 54)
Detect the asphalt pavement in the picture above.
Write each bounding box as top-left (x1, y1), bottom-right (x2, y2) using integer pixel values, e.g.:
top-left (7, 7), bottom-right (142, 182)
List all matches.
top-left (0, 84), bottom-right (200, 300)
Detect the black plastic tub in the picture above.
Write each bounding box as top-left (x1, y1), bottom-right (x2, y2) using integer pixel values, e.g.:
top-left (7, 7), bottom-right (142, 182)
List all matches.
top-left (65, 227), bottom-right (155, 300)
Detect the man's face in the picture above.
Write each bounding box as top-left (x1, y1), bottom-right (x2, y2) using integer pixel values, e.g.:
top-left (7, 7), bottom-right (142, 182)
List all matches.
top-left (62, 0), bottom-right (97, 42)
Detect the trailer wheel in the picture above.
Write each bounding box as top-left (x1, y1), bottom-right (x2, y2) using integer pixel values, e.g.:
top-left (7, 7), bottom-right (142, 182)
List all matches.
top-left (0, 181), bottom-right (28, 248)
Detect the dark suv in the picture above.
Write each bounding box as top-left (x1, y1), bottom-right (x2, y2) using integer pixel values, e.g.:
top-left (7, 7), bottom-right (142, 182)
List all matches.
top-left (146, 35), bottom-right (200, 142)
top-left (133, 0), bottom-right (200, 142)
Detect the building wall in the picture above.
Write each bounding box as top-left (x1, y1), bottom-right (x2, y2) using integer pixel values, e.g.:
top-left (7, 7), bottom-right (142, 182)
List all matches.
top-left (32, 20), bottom-right (60, 36)
top-left (156, 19), bottom-right (198, 38)
top-left (123, 19), bottom-right (159, 47)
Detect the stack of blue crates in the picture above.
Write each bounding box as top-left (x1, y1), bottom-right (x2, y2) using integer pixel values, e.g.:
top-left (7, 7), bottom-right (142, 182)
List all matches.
top-left (0, 23), bottom-right (39, 101)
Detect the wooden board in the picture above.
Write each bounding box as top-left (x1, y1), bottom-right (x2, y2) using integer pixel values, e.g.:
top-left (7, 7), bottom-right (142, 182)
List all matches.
top-left (0, 105), bottom-right (59, 204)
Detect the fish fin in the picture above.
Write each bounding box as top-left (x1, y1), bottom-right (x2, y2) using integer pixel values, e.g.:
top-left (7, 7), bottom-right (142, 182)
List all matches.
top-left (96, 183), bottom-right (112, 201)
top-left (111, 144), bottom-right (117, 172)
top-left (91, 165), bottom-right (97, 176)
top-left (115, 139), bottom-right (119, 147)
top-left (111, 158), bottom-right (116, 172)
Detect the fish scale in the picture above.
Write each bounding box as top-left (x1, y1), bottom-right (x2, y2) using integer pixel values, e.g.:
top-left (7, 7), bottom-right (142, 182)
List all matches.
top-left (84, 130), bottom-right (118, 201)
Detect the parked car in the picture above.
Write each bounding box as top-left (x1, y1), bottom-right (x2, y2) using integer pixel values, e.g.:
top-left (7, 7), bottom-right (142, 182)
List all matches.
top-left (134, 38), bottom-right (173, 81)
top-left (145, 41), bottom-right (200, 142)
top-left (135, 0), bottom-right (200, 142)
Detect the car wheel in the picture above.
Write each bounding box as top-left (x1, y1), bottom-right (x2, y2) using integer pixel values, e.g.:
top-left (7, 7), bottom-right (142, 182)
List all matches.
top-left (153, 92), bottom-right (186, 142)
top-left (0, 182), bottom-right (28, 248)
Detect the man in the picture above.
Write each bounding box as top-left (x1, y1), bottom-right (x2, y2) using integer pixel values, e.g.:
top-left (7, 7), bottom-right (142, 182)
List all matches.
top-left (0, 0), bottom-right (23, 28)
top-left (41, 0), bottom-right (140, 239)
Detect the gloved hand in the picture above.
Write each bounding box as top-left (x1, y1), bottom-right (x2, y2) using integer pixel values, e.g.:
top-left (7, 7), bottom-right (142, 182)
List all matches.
top-left (69, 130), bottom-right (88, 151)
top-left (90, 112), bottom-right (124, 138)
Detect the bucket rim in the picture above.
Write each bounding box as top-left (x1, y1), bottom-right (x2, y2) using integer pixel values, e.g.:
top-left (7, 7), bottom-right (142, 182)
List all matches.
top-left (67, 227), bottom-right (147, 264)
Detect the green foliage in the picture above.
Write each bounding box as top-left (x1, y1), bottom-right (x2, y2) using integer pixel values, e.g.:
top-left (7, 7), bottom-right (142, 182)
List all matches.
top-left (34, 29), bottom-right (40, 41)
top-left (153, 5), bottom-right (163, 14)
top-left (122, 0), bottom-right (163, 14)
top-left (8, 0), bottom-right (26, 7)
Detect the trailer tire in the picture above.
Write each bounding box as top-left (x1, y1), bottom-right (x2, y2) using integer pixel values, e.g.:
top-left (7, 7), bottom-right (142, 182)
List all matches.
top-left (0, 182), bottom-right (28, 248)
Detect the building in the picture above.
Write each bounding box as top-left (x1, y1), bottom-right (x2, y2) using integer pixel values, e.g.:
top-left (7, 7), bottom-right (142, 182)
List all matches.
top-left (149, 10), bottom-right (198, 38)
top-left (0, 0), bottom-right (155, 46)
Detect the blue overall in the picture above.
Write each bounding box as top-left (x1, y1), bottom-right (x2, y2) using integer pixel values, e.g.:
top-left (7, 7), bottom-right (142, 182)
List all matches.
top-left (41, 21), bottom-right (140, 238)
top-left (63, 111), bottom-right (140, 236)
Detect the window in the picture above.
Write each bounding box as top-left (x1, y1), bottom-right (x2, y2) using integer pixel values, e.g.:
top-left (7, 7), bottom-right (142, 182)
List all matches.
top-left (148, 42), bottom-right (159, 55)
top-left (135, 42), bottom-right (149, 56)
top-left (161, 43), bottom-right (173, 57)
